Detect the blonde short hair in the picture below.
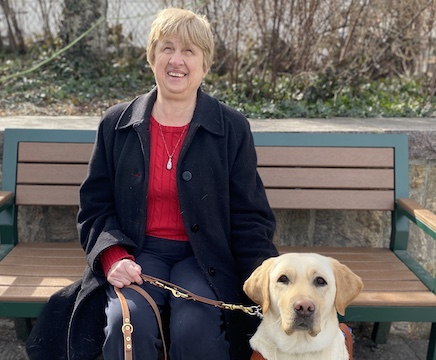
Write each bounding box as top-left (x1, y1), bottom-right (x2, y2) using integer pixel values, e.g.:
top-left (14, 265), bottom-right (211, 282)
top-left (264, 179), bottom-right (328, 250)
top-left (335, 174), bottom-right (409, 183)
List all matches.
top-left (147, 8), bottom-right (214, 72)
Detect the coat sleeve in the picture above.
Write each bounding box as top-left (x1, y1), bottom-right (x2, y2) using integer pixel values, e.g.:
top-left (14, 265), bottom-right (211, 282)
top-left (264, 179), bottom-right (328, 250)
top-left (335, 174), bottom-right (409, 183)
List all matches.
top-left (77, 104), bottom-right (138, 275)
top-left (227, 114), bottom-right (278, 282)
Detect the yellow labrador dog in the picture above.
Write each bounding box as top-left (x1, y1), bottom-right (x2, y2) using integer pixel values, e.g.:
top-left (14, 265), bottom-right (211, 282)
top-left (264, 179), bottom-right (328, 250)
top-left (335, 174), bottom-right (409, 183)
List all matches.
top-left (243, 253), bottom-right (363, 360)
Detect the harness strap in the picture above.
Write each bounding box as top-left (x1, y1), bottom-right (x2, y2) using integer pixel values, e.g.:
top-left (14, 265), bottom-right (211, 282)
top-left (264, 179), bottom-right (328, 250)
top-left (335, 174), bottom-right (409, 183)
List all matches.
top-left (250, 350), bottom-right (265, 360)
top-left (114, 284), bottom-right (168, 360)
top-left (339, 323), bottom-right (354, 360)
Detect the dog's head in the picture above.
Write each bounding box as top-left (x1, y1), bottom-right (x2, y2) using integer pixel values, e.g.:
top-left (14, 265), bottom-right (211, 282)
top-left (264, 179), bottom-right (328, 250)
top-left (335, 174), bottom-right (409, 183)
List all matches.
top-left (243, 253), bottom-right (363, 337)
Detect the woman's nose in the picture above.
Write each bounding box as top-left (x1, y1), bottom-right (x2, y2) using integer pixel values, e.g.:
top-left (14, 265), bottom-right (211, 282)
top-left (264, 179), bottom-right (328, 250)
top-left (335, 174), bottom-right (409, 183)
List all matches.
top-left (169, 51), bottom-right (184, 66)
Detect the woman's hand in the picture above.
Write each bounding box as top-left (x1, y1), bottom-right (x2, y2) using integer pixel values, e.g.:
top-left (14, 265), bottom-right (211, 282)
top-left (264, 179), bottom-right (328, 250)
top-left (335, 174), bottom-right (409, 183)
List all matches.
top-left (106, 259), bottom-right (143, 288)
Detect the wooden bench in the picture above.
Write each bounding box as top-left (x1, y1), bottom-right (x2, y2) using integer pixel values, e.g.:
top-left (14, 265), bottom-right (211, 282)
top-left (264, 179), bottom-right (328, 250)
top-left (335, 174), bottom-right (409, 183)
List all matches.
top-left (0, 129), bottom-right (94, 338)
top-left (0, 128), bottom-right (435, 359)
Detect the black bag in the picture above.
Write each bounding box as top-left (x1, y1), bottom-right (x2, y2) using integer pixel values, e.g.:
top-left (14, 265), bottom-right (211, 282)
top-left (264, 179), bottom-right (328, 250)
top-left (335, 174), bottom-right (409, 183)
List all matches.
top-left (26, 279), bottom-right (105, 360)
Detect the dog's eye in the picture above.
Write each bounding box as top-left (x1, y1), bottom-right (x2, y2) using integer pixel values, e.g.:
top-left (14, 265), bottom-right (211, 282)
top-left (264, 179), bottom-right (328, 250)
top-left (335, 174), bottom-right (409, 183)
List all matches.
top-left (277, 275), bottom-right (290, 284)
top-left (314, 276), bottom-right (327, 287)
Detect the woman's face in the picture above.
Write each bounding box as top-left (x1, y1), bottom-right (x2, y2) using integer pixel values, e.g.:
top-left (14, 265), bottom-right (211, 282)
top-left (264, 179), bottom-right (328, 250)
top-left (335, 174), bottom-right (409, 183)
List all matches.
top-left (151, 36), bottom-right (206, 102)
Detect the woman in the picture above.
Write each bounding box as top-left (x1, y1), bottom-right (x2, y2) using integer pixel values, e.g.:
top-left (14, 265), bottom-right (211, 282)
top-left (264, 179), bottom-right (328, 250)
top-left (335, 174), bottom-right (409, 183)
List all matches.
top-left (28, 7), bottom-right (277, 360)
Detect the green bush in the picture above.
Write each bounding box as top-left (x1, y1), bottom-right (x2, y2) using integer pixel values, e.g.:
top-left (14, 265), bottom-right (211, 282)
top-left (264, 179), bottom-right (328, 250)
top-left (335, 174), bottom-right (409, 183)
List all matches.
top-left (1, 46), bottom-right (434, 118)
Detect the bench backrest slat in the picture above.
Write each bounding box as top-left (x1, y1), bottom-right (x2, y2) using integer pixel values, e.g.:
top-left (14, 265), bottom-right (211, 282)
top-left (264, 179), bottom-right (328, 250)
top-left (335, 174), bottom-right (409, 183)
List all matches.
top-left (256, 147), bottom-right (394, 168)
top-left (15, 185), bottom-right (81, 206)
top-left (266, 189), bottom-right (394, 210)
top-left (258, 168), bottom-right (394, 189)
top-left (17, 164), bottom-right (88, 185)
top-left (18, 142), bottom-right (94, 163)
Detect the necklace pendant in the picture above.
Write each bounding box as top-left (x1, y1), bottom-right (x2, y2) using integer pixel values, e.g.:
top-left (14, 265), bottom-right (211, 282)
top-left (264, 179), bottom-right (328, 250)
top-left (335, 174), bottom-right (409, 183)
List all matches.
top-left (166, 157), bottom-right (173, 170)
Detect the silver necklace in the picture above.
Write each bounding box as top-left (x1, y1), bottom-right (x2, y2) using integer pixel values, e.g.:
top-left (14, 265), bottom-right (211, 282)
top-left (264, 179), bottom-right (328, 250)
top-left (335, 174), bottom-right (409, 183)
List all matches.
top-left (158, 123), bottom-right (188, 170)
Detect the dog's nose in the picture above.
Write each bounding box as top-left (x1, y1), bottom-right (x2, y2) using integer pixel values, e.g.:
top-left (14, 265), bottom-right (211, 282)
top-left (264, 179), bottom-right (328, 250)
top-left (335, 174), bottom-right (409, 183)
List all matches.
top-left (294, 300), bottom-right (315, 317)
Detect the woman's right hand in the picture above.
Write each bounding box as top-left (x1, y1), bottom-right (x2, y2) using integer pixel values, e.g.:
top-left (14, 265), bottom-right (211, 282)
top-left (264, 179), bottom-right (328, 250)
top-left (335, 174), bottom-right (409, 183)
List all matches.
top-left (106, 259), bottom-right (143, 288)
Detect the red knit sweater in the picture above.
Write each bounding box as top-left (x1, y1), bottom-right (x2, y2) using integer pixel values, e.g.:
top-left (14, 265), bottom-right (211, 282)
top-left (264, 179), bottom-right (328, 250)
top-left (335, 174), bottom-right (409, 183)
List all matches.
top-left (100, 116), bottom-right (189, 275)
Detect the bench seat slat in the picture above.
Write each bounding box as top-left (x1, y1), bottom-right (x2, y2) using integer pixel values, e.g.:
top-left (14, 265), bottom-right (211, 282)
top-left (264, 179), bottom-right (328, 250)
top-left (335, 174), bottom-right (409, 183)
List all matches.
top-left (354, 270), bottom-right (422, 281)
top-left (0, 276), bottom-right (81, 287)
top-left (0, 286), bottom-right (77, 302)
top-left (7, 242), bottom-right (82, 250)
top-left (256, 147), bottom-right (394, 167)
top-left (267, 189), bottom-right (394, 210)
top-left (339, 261), bottom-right (408, 270)
top-left (0, 256), bottom-right (85, 266)
top-left (352, 292), bottom-right (436, 307)
top-left (3, 247), bottom-right (83, 259)
top-left (279, 246), bottom-right (398, 258)
top-left (0, 266), bottom-right (85, 277)
top-left (4, 250), bottom-right (84, 258)
top-left (362, 281), bottom-right (429, 292)
top-left (258, 168), bottom-right (394, 189)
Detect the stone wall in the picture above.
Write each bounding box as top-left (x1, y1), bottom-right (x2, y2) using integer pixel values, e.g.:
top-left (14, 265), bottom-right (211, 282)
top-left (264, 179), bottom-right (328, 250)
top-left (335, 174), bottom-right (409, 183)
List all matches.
top-left (0, 116), bottom-right (435, 337)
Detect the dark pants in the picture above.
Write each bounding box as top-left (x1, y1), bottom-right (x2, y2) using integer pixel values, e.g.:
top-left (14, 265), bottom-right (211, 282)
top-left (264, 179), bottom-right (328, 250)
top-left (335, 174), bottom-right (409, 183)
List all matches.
top-left (103, 237), bottom-right (230, 360)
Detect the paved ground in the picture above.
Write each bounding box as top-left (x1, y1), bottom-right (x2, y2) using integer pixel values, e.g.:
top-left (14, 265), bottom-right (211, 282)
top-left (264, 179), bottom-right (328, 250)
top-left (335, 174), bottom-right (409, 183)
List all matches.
top-left (0, 318), bottom-right (429, 360)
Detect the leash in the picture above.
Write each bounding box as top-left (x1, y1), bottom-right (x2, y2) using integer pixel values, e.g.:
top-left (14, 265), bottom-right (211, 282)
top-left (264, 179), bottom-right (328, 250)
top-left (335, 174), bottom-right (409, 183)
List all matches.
top-left (114, 273), bottom-right (262, 360)
top-left (139, 273), bottom-right (262, 317)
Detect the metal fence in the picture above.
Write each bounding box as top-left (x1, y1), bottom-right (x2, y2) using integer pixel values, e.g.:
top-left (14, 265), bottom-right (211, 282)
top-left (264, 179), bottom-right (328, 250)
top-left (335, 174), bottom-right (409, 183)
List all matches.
top-left (0, 0), bottom-right (164, 48)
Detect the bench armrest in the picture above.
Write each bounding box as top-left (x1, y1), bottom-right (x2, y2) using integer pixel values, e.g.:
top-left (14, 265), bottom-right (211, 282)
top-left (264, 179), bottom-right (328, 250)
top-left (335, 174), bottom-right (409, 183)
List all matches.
top-left (0, 191), bottom-right (14, 213)
top-left (396, 198), bottom-right (436, 292)
top-left (397, 198), bottom-right (436, 239)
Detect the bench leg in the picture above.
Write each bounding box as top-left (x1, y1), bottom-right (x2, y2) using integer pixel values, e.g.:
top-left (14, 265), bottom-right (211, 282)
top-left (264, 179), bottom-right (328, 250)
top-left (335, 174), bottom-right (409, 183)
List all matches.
top-left (13, 318), bottom-right (33, 341)
top-left (371, 322), bottom-right (391, 344)
top-left (428, 322), bottom-right (436, 360)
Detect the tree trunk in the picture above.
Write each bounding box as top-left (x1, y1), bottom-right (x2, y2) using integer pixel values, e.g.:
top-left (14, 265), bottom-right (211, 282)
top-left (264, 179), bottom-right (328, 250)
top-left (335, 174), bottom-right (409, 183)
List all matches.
top-left (37, 0), bottom-right (55, 47)
top-left (60, 0), bottom-right (108, 58)
top-left (0, 0), bottom-right (26, 53)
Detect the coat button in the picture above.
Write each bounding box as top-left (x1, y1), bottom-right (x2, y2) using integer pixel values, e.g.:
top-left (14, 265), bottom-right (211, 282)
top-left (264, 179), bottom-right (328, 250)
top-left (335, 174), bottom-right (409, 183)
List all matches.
top-left (208, 267), bottom-right (216, 276)
top-left (182, 171), bottom-right (192, 181)
top-left (191, 224), bottom-right (200, 233)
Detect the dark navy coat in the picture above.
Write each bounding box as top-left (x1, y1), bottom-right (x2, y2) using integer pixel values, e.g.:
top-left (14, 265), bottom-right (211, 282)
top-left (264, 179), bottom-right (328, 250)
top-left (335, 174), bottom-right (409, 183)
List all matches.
top-left (26, 87), bottom-right (277, 360)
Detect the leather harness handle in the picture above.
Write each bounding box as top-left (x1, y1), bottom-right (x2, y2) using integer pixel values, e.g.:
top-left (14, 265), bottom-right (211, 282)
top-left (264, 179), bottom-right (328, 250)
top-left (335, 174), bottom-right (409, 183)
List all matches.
top-left (114, 284), bottom-right (168, 360)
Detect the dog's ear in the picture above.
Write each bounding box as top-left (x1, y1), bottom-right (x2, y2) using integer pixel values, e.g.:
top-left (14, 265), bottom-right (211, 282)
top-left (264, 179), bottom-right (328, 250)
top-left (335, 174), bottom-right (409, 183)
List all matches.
top-left (243, 257), bottom-right (276, 314)
top-left (330, 258), bottom-right (363, 316)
